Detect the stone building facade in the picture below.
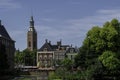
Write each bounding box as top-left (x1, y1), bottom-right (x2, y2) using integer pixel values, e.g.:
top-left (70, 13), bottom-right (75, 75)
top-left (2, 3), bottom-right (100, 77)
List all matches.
top-left (37, 39), bottom-right (70, 68)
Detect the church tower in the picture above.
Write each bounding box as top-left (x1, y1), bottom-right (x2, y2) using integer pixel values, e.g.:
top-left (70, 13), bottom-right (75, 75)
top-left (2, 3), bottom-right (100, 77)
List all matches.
top-left (27, 16), bottom-right (37, 51)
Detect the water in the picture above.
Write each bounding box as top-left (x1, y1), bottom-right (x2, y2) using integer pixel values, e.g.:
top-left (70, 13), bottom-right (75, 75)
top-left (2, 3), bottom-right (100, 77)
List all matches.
top-left (13, 76), bottom-right (36, 80)
top-left (13, 71), bottom-right (48, 80)
top-left (13, 75), bottom-right (48, 80)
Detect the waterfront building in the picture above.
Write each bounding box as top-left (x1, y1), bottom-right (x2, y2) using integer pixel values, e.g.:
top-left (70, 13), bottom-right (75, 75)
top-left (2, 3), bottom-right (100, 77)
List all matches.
top-left (0, 20), bottom-right (15, 70)
top-left (25, 16), bottom-right (78, 68)
top-left (37, 39), bottom-right (70, 68)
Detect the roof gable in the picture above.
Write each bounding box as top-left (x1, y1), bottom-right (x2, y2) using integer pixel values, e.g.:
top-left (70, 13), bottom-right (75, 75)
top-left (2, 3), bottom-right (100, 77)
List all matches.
top-left (38, 42), bottom-right (53, 51)
top-left (38, 40), bottom-right (70, 51)
top-left (0, 25), bottom-right (11, 40)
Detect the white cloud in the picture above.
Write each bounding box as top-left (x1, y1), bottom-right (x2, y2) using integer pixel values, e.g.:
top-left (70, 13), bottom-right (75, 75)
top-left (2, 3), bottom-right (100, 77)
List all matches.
top-left (35, 8), bottom-right (120, 47)
top-left (10, 8), bottom-right (120, 50)
top-left (67, 9), bottom-right (120, 27)
top-left (0, 0), bottom-right (21, 9)
top-left (97, 9), bottom-right (120, 14)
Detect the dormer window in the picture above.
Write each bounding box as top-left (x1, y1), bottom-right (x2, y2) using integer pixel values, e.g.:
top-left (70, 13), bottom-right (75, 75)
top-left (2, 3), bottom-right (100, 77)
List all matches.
top-left (44, 48), bottom-right (47, 51)
top-left (70, 49), bottom-right (74, 53)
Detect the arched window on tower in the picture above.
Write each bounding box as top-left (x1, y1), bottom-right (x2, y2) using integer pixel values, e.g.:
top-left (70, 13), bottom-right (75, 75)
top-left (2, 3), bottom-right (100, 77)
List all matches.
top-left (29, 41), bottom-right (31, 47)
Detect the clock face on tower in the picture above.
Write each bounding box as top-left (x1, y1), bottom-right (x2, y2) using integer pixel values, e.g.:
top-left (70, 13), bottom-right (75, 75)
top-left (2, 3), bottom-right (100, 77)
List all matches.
top-left (29, 27), bottom-right (33, 31)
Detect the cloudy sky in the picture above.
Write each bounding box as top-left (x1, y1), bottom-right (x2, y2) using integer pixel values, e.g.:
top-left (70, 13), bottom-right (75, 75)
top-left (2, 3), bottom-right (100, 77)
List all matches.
top-left (0, 0), bottom-right (120, 50)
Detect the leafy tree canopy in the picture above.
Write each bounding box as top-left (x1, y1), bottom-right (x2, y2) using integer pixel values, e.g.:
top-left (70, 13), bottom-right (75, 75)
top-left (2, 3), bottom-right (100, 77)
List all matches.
top-left (75, 18), bottom-right (120, 79)
top-left (99, 51), bottom-right (120, 70)
top-left (15, 49), bottom-right (37, 66)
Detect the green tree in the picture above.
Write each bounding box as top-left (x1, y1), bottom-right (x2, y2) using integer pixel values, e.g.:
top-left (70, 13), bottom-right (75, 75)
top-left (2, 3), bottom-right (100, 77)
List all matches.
top-left (99, 51), bottom-right (120, 70)
top-left (22, 49), bottom-right (37, 66)
top-left (15, 50), bottom-right (24, 67)
top-left (61, 58), bottom-right (73, 70)
top-left (74, 46), bottom-right (86, 68)
top-left (48, 72), bottom-right (60, 80)
top-left (75, 18), bottom-right (120, 79)
top-left (98, 51), bottom-right (120, 79)
top-left (15, 49), bottom-right (37, 66)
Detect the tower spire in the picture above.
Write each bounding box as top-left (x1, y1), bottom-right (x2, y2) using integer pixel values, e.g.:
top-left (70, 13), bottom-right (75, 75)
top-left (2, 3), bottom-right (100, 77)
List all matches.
top-left (30, 16), bottom-right (34, 21)
top-left (30, 16), bottom-right (34, 27)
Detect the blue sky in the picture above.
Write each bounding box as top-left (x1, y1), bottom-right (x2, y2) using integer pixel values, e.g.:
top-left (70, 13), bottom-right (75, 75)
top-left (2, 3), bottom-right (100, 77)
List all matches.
top-left (1, 0), bottom-right (120, 50)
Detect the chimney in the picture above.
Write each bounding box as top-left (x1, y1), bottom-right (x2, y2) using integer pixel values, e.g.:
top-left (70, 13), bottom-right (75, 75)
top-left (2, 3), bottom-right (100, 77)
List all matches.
top-left (57, 41), bottom-right (61, 46)
top-left (45, 39), bottom-right (48, 43)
